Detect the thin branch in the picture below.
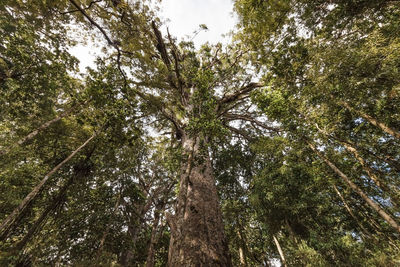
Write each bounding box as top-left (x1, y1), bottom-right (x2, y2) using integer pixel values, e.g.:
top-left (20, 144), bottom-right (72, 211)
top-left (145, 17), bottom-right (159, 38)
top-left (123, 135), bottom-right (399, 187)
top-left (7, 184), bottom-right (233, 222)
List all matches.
top-left (0, 132), bottom-right (97, 239)
top-left (68, 0), bottom-right (127, 82)
top-left (0, 101), bottom-right (83, 156)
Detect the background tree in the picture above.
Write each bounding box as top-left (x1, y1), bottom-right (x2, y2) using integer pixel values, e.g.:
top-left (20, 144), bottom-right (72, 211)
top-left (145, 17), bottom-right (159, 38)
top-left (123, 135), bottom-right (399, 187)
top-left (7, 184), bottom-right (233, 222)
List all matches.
top-left (235, 0), bottom-right (400, 265)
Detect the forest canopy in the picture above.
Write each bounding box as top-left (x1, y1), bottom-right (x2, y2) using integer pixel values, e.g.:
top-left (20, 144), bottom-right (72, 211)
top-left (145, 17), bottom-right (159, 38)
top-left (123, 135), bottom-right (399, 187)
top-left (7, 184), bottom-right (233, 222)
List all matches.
top-left (0, 0), bottom-right (399, 266)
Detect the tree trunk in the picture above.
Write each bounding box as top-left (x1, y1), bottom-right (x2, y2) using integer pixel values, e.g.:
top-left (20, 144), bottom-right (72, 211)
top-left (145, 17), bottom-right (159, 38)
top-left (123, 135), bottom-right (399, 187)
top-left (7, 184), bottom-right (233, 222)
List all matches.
top-left (340, 141), bottom-right (400, 206)
top-left (146, 206), bottom-right (161, 267)
top-left (332, 185), bottom-right (371, 239)
top-left (273, 235), bottom-right (287, 267)
top-left (308, 142), bottom-right (400, 234)
top-left (339, 100), bottom-right (400, 139)
top-left (97, 192), bottom-right (121, 260)
top-left (14, 176), bottom-right (74, 251)
top-left (0, 133), bottom-right (95, 240)
top-left (167, 133), bottom-right (232, 266)
top-left (236, 229), bottom-right (248, 267)
top-left (0, 102), bottom-right (81, 156)
top-left (314, 122), bottom-right (399, 203)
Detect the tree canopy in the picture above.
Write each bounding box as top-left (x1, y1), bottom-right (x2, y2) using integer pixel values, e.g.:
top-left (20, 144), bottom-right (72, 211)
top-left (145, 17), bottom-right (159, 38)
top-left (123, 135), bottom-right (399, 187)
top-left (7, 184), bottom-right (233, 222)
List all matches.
top-left (0, 0), bottom-right (399, 266)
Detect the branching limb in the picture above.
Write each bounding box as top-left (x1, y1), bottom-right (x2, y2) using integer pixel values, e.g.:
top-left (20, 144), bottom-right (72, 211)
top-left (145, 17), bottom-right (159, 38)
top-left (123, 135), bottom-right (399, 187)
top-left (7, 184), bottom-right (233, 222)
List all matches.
top-left (223, 113), bottom-right (281, 132)
top-left (167, 28), bottom-right (187, 103)
top-left (224, 125), bottom-right (253, 141)
top-left (68, 0), bottom-right (127, 82)
top-left (217, 82), bottom-right (262, 114)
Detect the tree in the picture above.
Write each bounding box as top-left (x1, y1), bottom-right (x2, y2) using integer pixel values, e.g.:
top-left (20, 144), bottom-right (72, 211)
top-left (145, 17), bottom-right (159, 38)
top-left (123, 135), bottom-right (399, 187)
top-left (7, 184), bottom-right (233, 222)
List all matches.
top-left (235, 0), bottom-right (400, 265)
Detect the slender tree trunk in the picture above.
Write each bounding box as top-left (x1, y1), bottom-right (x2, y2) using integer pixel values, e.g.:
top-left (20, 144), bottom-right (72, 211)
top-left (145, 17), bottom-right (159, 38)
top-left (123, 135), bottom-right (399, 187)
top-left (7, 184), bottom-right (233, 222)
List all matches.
top-left (236, 229), bottom-right (248, 267)
top-left (312, 117), bottom-right (400, 172)
top-left (273, 235), bottom-right (287, 267)
top-left (0, 133), bottom-right (95, 239)
top-left (332, 185), bottom-right (371, 239)
top-left (97, 192), bottom-right (121, 259)
top-left (314, 123), bottom-right (398, 202)
top-left (167, 133), bottom-right (232, 266)
top-left (238, 246), bottom-right (246, 266)
top-left (14, 175), bottom-right (74, 251)
top-left (308, 142), bottom-right (400, 234)
top-left (0, 102), bottom-right (81, 156)
top-left (340, 141), bottom-right (400, 206)
top-left (339, 100), bottom-right (400, 139)
top-left (338, 137), bottom-right (400, 172)
top-left (146, 206), bottom-right (161, 267)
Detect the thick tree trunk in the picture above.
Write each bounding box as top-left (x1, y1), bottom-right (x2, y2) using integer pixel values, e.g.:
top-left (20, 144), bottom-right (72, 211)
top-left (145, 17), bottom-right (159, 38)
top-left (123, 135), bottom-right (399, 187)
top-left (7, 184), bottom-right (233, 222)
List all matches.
top-left (167, 134), bottom-right (232, 266)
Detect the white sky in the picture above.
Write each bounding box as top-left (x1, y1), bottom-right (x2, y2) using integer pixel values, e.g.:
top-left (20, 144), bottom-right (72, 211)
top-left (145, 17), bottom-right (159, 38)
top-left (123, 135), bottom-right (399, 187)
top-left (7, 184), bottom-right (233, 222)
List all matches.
top-left (159, 0), bottom-right (236, 48)
top-left (70, 0), bottom-right (236, 72)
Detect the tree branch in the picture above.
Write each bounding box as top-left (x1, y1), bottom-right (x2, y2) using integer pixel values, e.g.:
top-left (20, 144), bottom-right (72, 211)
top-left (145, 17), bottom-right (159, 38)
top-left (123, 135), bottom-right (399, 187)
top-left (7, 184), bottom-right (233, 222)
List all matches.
top-left (223, 113), bottom-right (281, 132)
top-left (151, 21), bottom-right (171, 70)
top-left (68, 0), bottom-right (127, 82)
top-left (61, 0), bottom-right (102, 15)
top-left (224, 125), bottom-right (253, 141)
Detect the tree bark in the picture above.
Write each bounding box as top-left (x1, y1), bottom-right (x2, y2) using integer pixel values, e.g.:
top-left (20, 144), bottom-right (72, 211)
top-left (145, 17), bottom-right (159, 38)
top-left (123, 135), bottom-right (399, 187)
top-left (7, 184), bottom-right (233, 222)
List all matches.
top-left (167, 133), bottom-right (232, 266)
top-left (308, 142), bottom-right (400, 234)
top-left (0, 133), bottom-right (95, 240)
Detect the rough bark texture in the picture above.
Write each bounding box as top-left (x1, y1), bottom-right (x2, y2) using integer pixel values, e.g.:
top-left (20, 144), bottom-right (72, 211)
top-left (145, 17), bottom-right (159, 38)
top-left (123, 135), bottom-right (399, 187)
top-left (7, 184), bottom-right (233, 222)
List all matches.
top-left (167, 134), bottom-right (232, 267)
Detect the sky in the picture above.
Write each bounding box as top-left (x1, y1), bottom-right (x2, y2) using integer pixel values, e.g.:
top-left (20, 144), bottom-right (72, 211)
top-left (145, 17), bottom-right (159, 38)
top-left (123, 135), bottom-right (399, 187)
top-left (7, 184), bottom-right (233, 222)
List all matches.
top-left (70, 0), bottom-right (237, 72)
top-left (159, 0), bottom-right (236, 48)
